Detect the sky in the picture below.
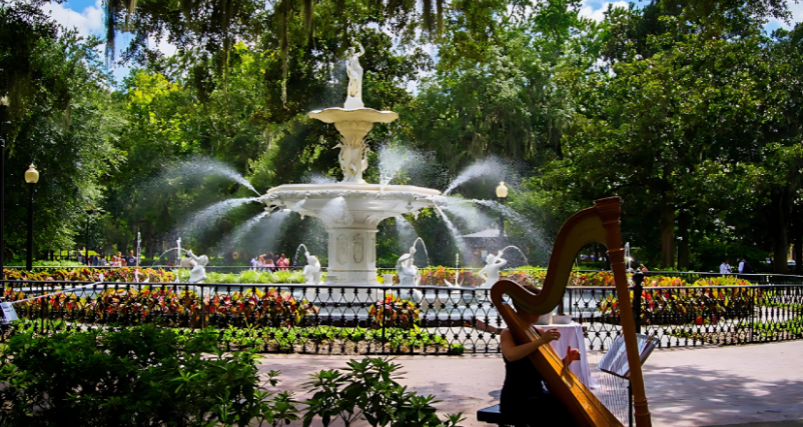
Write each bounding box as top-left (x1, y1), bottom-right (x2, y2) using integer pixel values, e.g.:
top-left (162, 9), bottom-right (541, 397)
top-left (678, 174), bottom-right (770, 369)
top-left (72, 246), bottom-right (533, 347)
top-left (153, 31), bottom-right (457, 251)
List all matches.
top-left (44, 0), bottom-right (803, 86)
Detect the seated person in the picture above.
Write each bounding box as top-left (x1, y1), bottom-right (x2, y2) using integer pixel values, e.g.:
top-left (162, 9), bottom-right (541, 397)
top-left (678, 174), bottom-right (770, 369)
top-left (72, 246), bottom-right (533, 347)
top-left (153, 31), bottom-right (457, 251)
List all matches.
top-left (499, 285), bottom-right (581, 427)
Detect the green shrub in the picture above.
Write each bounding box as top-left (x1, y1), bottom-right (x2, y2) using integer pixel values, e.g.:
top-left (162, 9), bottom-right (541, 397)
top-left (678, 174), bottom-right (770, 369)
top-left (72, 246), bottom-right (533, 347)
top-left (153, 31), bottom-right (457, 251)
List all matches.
top-left (304, 357), bottom-right (463, 427)
top-left (448, 343), bottom-right (465, 355)
top-left (0, 328), bottom-right (462, 427)
top-left (0, 325), bottom-right (299, 426)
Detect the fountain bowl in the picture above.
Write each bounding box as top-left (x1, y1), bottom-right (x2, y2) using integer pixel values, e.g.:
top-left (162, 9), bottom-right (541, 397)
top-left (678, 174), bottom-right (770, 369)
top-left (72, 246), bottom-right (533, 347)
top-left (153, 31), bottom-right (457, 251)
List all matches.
top-left (264, 183), bottom-right (440, 225)
top-left (308, 107), bottom-right (399, 124)
top-left (263, 183), bottom-right (440, 287)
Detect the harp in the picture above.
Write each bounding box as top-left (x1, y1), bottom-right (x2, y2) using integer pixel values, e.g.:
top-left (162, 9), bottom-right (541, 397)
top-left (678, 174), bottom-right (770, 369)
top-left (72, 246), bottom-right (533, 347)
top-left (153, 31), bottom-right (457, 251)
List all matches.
top-left (491, 197), bottom-right (651, 427)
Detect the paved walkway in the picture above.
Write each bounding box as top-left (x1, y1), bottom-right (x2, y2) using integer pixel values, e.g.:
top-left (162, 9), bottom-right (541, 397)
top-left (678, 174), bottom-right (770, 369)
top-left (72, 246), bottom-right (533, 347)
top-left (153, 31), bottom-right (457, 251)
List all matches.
top-left (256, 340), bottom-right (803, 426)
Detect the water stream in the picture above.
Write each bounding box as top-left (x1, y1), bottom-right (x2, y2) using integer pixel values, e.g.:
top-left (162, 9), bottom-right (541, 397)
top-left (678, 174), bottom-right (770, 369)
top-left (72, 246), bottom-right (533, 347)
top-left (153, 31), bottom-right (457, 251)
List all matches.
top-left (182, 197), bottom-right (261, 234)
top-left (498, 245), bottom-right (529, 266)
top-left (412, 237), bottom-right (430, 266)
top-left (378, 144), bottom-right (424, 190)
top-left (433, 205), bottom-right (469, 259)
top-left (293, 243), bottom-right (309, 265)
top-left (442, 157), bottom-right (508, 196)
top-left (168, 157), bottom-right (260, 195)
top-left (152, 247), bottom-right (189, 266)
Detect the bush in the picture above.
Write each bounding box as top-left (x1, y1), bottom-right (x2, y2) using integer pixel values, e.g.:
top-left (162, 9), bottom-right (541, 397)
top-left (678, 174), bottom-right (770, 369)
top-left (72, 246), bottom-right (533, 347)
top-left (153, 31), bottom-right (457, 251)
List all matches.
top-left (0, 328), bottom-right (461, 427)
top-left (304, 357), bottom-right (463, 427)
top-left (368, 294), bottom-right (420, 328)
top-left (3, 267), bottom-right (175, 282)
top-left (0, 325), bottom-right (299, 426)
top-left (3, 285), bottom-right (317, 328)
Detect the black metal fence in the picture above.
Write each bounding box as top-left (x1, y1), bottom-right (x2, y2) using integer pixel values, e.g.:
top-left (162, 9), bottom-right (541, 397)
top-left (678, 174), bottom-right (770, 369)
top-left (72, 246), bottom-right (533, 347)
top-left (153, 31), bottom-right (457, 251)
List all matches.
top-left (1, 278), bottom-right (801, 355)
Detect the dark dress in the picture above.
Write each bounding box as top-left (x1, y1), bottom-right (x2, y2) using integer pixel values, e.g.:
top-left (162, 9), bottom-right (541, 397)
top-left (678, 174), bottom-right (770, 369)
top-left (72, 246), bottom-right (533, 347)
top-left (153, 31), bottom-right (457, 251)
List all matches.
top-left (500, 352), bottom-right (578, 426)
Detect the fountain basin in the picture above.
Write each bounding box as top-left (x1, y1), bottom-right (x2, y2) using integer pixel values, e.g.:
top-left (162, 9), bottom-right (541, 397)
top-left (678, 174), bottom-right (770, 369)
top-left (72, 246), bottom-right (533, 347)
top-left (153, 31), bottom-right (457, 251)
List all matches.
top-left (263, 183), bottom-right (440, 287)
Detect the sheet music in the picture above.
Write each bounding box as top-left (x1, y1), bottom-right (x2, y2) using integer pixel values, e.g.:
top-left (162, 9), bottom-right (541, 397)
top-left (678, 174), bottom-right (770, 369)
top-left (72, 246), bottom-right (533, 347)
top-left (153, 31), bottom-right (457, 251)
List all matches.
top-left (597, 333), bottom-right (657, 379)
top-left (0, 302), bottom-right (18, 323)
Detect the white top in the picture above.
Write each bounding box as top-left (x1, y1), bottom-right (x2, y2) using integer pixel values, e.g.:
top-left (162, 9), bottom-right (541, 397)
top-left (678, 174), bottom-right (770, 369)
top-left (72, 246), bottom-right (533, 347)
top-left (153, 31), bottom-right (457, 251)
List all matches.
top-left (541, 322), bottom-right (599, 389)
top-left (720, 263), bottom-right (732, 274)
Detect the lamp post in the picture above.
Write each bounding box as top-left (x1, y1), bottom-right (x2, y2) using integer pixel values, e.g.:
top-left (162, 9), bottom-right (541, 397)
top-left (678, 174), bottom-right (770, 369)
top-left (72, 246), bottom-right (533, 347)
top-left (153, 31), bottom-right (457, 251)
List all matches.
top-left (24, 164), bottom-right (39, 271)
top-left (0, 95), bottom-right (8, 269)
top-left (495, 181), bottom-right (508, 236)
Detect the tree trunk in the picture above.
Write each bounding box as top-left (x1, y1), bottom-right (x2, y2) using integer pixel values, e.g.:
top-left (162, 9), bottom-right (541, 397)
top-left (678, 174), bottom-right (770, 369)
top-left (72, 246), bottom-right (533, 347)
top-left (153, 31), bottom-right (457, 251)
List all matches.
top-left (795, 233), bottom-right (802, 275)
top-left (677, 211), bottom-right (690, 269)
top-left (660, 208), bottom-right (676, 269)
top-left (765, 187), bottom-right (792, 274)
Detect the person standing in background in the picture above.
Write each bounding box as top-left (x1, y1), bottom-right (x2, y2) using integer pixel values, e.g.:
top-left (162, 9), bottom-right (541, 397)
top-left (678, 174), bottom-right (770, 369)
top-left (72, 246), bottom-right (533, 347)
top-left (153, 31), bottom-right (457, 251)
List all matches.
top-left (127, 250), bottom-right (137, 267)
top-left (263, 254), bottom-right (275, 271)
top-left (277, 253), bottom-right (290, 271)
top-left (738, 256), bottom-right (753, 274)
top-left (720, 259), bottom-right (732, 275)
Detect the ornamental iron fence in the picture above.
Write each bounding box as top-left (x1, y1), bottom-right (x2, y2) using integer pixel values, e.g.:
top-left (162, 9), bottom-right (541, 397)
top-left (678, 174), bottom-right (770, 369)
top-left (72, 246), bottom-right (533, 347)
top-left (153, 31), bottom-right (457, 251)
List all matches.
top-left (0, 279), bottom-right (801, 355)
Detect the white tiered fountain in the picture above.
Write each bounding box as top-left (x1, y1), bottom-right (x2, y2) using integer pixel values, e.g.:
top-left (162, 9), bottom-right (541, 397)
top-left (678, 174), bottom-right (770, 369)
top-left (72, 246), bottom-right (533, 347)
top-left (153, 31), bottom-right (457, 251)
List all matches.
top-left (262, 43), bottom-right (440, 290)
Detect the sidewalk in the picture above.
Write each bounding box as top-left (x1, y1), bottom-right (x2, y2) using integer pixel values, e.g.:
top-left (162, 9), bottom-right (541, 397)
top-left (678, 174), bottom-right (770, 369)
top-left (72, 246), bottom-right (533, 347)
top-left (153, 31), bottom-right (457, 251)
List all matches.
top-left (256, 340), bottom-right (803, 426)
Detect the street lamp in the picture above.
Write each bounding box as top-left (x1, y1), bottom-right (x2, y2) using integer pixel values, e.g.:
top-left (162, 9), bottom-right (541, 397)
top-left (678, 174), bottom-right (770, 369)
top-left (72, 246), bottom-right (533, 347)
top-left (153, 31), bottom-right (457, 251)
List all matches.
top-left (24, 164), bottom-right (39, 271)
top-left (495, 181), bottom-right (508, 236)
top-left (0, 95), bottom-right (8, 269)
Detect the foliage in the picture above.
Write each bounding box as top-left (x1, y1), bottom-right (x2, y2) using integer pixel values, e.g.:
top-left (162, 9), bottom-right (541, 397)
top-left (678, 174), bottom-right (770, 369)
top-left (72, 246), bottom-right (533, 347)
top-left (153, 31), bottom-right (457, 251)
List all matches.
top-left (598, 280), bottom-right (759, 325)
top-left (368, 294), bottom-right (420, 329)
top-left (205, 270), bottom-right (310, 284)
top-left (303, 357), bottom-right (463, 427)
top-left (7, 0), bottom-right (803, 280)
top-left (3, 267), bottom-right (175, 282)
top-left (0, 1), bottom-right (121, 256)
top-left (0, 325), bottom-right (299, 426)
top-left (0, 326), bottom-right (464, 426)
top-left (3, 285), bottom-right (316, 328)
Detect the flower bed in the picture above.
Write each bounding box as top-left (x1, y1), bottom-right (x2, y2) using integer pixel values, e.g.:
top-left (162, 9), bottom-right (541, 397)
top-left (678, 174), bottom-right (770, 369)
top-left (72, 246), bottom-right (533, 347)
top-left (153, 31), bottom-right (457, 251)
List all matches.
top-left (597, 276), bottom-right (759, 325)
top-left (3, 267), bottom-right (175, 282)
top-left (368, 294), bottom-right (420, 328)
top-left (3, 285), bottom-right (316, 328)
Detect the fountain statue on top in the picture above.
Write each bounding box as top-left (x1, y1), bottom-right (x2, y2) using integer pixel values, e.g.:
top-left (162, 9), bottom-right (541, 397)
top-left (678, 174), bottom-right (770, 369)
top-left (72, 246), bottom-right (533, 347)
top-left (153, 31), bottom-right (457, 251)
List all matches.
top-left (302, 251), bottom-right (323, 285)
top-left (478, 251), bottom-right (507, 288)
top-left (263, 40), bottom-right (440, 290)
top-left (186, 250), bottom-right (209, 284)
top-left (396, 246), bottom-right (421, 287)
top-left (308, 41), bottom-right (398, 184)
top-left (345, 42), bottom-right (365, 109)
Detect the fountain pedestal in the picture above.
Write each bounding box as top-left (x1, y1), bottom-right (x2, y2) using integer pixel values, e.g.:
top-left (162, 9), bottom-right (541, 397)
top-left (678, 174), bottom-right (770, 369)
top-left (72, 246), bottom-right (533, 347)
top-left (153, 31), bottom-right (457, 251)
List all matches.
top-left (326, 224), bottom-right (377, 284)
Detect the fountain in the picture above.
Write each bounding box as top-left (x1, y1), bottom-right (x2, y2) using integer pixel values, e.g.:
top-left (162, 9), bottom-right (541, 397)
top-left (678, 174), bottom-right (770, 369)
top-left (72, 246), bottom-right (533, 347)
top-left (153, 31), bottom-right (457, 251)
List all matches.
top-left (300, 248), bottom-right (324, 286)
top-left (395, 246), bottom-right (421, 287)
top-left (411, 237), bottom-right (429, 266)
top-left (262, 42), bottom-right (439, 290)
top-left (186, 250), bottom-right (209, 284)
top-left (478, 250), bottom-right (507, 288)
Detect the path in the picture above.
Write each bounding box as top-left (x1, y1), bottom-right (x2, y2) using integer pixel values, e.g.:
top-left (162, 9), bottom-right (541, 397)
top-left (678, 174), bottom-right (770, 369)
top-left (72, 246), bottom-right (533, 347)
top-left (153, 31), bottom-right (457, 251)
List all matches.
top-left (256, 340), bottom-right (803, 426)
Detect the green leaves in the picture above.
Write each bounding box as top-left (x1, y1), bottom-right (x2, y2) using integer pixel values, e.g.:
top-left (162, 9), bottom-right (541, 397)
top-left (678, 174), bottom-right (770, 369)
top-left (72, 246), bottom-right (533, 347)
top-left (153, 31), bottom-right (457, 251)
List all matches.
top-left (0, 325), bottom-right (299, 426)
top-left (303, 357), bottom-right (463, 427)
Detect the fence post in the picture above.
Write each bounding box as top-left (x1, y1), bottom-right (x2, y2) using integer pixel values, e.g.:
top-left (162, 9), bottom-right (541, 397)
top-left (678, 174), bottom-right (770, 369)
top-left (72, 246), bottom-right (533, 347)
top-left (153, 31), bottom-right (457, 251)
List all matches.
top-left (200, 285), bottom-right (205, 329)
top-left (632, 270), bottom-right (644, 335)
top-left (381, 285), bottom-right (386, 353)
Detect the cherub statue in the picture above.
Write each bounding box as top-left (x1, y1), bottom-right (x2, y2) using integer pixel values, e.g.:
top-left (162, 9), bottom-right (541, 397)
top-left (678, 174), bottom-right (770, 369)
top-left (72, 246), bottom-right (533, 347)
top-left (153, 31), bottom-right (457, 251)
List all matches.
top-left (396, 246), bottom-right (421, 287)
top-left (186, 250), bottom-right (209, 284)
top-left (344, 42), bottom-right (365, 109)
top-left (478, 250), bottom-right (507, 288)
top-left (302, 251), bottom-right (323, 285)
